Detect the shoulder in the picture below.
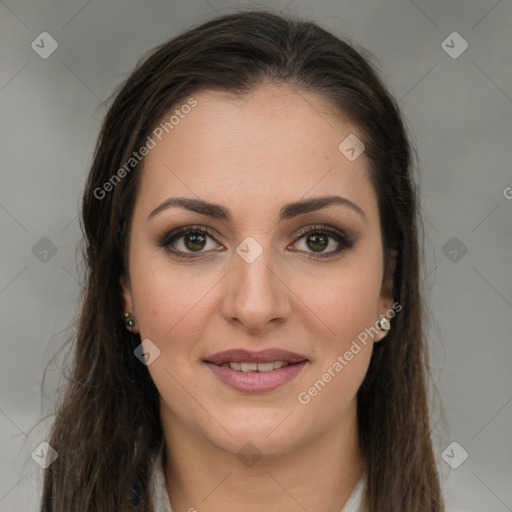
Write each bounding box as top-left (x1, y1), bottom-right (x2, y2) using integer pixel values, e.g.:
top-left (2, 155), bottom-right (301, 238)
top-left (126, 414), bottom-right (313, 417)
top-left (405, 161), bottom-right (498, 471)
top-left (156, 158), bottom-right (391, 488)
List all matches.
top-left (149, 443), bottom-right (174, 512)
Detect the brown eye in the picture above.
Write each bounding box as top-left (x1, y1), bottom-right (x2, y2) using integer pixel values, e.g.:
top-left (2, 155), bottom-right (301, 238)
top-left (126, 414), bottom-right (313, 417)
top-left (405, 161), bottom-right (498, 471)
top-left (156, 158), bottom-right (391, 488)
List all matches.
top-left (159, 224), bottom-right (355, 260)
top-left (183, 233), bottom-right (207, 252)
top-left (158, 226), bottom-right (221, 258)
top-left (305, 233), bottom-right (329, 252)
top-left (291, 225), bottom-right (355, 259)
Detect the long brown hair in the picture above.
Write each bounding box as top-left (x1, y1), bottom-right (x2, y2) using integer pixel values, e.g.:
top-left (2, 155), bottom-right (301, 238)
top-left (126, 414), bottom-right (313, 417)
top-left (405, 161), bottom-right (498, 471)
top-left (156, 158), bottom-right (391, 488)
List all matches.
top-left (41, 9), bottom-right (444, 511)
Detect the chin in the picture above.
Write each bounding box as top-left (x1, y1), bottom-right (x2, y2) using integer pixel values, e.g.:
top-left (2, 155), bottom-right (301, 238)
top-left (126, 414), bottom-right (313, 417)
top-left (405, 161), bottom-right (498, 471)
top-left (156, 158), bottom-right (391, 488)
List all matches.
top-left (214, 432), bottom-right (300, 460)
top-left (200, 413), bottom-right (305, 458)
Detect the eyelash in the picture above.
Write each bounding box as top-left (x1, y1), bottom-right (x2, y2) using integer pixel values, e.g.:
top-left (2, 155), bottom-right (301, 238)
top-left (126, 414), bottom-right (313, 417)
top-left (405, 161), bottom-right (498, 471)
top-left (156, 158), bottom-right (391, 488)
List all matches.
top-left (157, 224), bottom-right (355, 260)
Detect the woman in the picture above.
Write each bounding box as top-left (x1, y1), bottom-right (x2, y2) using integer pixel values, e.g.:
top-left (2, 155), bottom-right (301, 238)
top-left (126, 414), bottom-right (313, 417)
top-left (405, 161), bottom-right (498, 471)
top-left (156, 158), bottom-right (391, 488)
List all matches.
top-left (41, 10), bottom-right (448, 511)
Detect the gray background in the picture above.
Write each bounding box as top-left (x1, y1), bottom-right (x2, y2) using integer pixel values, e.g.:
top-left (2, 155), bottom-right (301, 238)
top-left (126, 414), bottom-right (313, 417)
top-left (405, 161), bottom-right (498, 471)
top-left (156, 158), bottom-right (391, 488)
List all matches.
top-left (1, 0), bottom-right (511, 511)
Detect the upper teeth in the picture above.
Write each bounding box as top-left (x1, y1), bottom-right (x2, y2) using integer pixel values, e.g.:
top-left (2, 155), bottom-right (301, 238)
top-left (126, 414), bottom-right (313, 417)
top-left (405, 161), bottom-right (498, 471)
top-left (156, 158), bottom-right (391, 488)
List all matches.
top-left (220, 361), bottom-right (289, 372)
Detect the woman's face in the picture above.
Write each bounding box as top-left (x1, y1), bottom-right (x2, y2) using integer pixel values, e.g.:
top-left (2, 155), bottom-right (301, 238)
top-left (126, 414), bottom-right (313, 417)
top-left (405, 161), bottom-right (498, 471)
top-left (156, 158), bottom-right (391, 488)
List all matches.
top-left (122, 84), bottom-right (394, 457)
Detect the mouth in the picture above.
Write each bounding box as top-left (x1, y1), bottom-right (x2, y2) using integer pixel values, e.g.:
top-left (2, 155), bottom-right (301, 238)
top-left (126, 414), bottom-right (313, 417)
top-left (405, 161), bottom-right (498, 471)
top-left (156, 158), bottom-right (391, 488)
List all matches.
top-left (203, 349), bottom-right (309, 392)
top-left (213, 360), bottom-right (295, 372)
top-left (204, 348), bottom-right (309, 365)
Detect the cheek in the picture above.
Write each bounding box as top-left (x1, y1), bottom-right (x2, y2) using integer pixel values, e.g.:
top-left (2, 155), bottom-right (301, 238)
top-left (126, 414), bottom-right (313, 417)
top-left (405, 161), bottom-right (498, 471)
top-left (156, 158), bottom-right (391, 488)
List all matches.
top-left (130, 254), bottom-right (216, 341)
top-left (296, 290), bottom-right (375, 426)
top-left (302, 258), bottom-right (383, 342)
top-left (294, 249), bottom-right (383, 406)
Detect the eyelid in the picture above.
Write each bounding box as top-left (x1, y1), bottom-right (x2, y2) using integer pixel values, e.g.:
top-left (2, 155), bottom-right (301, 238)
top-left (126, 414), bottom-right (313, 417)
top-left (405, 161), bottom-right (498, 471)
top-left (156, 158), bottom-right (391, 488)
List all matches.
top-left (158, 223), bottom-right (354, 259)
top-left (292, 223), bottom-right (351, 241)
top-left (157, 225), bottom-right (220, 249)
top-left (288, 224), bottom-right (355, 258)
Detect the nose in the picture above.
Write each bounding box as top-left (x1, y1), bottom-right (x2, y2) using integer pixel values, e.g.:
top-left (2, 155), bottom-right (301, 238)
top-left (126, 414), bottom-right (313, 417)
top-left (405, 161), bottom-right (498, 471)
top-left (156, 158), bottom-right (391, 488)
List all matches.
top-left (220, 242), bottom-right (292, 334)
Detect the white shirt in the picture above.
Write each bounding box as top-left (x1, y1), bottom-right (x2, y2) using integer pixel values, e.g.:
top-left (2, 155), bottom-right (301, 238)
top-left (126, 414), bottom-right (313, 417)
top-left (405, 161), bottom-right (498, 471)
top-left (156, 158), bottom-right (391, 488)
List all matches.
top-left (149, 447), bottom-right (463, 512)
top-left (149, 447), bottom-right (367, 512)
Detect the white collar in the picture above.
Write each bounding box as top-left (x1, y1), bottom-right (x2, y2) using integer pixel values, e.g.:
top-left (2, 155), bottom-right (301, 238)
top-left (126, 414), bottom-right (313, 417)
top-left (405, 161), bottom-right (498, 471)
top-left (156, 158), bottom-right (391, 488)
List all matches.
top-left (150, 446), bottom-right (367, 512)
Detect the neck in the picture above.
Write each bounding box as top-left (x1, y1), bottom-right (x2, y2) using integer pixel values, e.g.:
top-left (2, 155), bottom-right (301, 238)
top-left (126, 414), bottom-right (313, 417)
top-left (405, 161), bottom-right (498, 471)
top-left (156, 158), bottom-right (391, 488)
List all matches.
top-left (162, 399), bottom-right (365, 512)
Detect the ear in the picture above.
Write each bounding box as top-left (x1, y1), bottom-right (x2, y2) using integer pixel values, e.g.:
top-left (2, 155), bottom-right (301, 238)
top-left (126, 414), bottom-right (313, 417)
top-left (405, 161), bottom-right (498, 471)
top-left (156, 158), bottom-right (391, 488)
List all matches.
top-left (120, 274), bottom-right (139, 333)
top-left (375, 249), bottom-right (398, 342)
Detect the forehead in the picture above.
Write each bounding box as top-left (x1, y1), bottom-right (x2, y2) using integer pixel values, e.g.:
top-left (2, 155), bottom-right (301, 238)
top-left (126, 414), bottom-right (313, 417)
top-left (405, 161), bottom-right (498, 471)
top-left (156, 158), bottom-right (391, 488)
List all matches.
top-left (135, 84), bottom-right (378, 225)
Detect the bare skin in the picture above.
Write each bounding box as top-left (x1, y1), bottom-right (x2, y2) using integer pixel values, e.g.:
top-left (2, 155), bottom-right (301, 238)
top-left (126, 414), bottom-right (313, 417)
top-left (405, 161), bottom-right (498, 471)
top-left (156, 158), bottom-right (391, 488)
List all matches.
top-left (122, 83), bottom-right (395, 512)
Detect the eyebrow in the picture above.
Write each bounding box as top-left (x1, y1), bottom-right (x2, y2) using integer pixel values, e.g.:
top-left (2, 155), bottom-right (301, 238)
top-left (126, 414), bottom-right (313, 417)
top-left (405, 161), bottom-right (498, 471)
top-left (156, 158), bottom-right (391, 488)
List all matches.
top-left (147, 195), bottom-right (367, 223)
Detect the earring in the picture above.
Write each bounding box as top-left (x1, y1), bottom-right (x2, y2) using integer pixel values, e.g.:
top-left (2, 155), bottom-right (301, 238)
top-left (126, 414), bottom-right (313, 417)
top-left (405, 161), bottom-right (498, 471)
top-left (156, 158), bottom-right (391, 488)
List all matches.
top-left (377, 315), bottom-right (390, 331)
top-left (124, 312), bottom-right (136, 330)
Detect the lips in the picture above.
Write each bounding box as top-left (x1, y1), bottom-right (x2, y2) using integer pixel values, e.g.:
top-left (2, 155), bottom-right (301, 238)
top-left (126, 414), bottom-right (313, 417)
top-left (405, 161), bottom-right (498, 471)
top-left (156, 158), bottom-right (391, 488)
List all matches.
top-left (203, 349), bottom-right (309, 392)
top-left (204, 348), bottom-right (308, 365)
